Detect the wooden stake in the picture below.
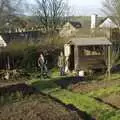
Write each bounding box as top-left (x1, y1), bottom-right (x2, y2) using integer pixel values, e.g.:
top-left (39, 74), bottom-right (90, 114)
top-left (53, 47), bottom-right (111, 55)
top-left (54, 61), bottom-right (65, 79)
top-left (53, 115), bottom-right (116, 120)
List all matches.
top-left (74, 45), bottom-right (79, 71)
top-left (108, 45), bottom-right (111, 79)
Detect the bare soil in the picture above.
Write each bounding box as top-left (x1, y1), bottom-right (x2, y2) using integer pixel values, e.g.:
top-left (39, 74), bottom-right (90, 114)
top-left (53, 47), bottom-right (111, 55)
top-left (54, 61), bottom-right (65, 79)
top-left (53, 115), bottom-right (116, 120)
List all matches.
top-left (72, 79), bottom-right (120, 93)
top-left (101, 94), bottom-right (120, 109)
top-left (0, 83), bottom-right (85, 120)
top-left (0, 94), bottom-right (81, 120)
top-left (0, 83), bottom-right (36, 96)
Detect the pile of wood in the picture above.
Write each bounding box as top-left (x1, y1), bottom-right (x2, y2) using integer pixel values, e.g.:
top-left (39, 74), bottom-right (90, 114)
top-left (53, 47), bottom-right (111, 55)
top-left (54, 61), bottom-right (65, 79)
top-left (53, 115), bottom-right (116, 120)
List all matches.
top-left (0, 69), bottom-right (30, 81)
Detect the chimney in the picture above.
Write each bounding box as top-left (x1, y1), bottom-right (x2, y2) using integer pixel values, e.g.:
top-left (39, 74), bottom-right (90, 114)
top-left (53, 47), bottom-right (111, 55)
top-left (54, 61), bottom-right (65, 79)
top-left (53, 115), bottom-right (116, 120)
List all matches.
top-left (91, 14), bottom-right (97, 29)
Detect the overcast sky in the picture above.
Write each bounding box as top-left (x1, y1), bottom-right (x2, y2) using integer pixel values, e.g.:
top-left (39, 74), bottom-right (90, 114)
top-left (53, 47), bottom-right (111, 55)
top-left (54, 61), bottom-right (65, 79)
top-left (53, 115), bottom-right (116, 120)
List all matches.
top-left (68, 0), bottom-right (104, 16)
top-left (29, 0), bottom-right (105, 16)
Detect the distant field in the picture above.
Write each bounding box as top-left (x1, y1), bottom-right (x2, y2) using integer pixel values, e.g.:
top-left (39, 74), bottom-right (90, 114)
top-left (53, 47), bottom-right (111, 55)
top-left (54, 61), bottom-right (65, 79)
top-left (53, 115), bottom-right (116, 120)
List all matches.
top-left (70, 16), bottom-right (104, 28)
top-left (69, 16), bottom-right (105, 37)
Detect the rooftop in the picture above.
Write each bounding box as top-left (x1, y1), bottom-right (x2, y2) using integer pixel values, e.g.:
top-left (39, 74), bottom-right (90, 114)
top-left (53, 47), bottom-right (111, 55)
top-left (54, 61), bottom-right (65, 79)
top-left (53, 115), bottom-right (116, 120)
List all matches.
top-left (69, 37), bottom-right (112, 46)
top-left (69, 21), bottom-right (82, 28)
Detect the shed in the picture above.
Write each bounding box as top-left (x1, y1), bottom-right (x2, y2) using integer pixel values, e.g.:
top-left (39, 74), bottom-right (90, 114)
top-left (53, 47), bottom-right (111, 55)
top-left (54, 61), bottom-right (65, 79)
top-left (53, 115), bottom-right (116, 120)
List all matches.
top-left (64, 37), bottom-right (112, 77)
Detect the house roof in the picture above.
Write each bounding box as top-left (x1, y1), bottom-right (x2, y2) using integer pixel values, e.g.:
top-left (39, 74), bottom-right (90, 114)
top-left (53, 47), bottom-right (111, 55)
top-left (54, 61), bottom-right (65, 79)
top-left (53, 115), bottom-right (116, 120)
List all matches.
top-left (69, 37), bottom-right (112, 46)
top-left (0, 36), bottom-right (7, 47)
top-left (97, 16), bottom-right (118, 28)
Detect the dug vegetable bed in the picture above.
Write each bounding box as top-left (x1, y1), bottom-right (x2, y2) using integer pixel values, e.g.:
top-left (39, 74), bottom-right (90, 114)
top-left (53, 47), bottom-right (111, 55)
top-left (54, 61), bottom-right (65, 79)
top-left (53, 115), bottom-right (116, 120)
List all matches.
top-left (100, 94), bottom-right (120, 109)
top-left (0, 95), bottom-right (81, 120)
top-left (0, 83), bottom-right (81, 120)
top-left (72, 79), bottom-right (120, 93)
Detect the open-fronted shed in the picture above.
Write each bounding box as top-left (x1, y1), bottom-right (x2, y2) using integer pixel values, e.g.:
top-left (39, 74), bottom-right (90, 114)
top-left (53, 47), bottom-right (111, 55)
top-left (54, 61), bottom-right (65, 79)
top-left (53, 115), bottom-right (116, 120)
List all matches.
top-left (65, 37), bottom-right (112, 77)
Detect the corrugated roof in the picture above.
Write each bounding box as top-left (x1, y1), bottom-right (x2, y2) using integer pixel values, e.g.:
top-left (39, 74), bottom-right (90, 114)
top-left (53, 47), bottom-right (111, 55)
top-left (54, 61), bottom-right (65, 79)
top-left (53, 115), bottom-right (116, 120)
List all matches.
top-left (69, 37), bottom-right (112, 46)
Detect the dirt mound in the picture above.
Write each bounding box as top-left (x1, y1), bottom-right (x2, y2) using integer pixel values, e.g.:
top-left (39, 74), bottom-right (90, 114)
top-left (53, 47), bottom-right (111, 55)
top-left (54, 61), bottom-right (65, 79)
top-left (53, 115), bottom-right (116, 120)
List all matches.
top-left (0, 83), bottom-right (36, 96)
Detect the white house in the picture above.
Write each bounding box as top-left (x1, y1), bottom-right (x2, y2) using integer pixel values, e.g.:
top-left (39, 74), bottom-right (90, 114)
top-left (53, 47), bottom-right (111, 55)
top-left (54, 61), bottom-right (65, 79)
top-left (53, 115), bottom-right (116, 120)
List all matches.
top-left (0, 36), bottom-right (7, 47)
top-left (60, 21), bottom-right (82, 37)
top-left (99, 17), bottom-right (118, 28)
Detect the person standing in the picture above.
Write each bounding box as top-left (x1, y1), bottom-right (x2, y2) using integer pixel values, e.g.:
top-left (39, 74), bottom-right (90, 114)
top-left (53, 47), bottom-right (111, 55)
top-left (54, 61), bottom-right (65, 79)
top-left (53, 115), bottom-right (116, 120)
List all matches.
top-left (38, 53), bottom-right (48, 78)
top-left (58, 52), bottom-right (65, 76)
top-left (65, 56), bottom-right (70, 73)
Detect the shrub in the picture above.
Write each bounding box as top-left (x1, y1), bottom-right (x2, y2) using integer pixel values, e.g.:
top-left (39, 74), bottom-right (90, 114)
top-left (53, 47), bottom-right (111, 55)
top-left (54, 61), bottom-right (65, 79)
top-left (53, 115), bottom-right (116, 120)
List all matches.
top-left (0, 41), bottom-right (62, 71)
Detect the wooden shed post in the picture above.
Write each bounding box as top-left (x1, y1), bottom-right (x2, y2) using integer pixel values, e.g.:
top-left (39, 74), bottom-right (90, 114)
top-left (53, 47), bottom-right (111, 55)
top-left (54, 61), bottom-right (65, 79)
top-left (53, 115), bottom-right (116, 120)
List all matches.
top-left (104, 46), bottom-right (108, 66)
top-left (108, 45), bottom-right (111, 79)
top-left (74, 45), bottom-right (79, 71)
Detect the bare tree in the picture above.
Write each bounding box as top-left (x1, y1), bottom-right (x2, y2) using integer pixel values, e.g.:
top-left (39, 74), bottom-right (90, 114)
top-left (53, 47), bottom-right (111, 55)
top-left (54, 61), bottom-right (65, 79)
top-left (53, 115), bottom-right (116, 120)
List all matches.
top-left (102, 0), bottom-right (120, 26)
top-left (35, 0), bottom-right (49, 31)
top-left (102, 0), bottom-right (120, 71)
top-left (49, 0), bottom-right (66, 31)
top-left (34, 0), bottom-right (66, 32)
top-left (0, 0), bottom-right (26, 31)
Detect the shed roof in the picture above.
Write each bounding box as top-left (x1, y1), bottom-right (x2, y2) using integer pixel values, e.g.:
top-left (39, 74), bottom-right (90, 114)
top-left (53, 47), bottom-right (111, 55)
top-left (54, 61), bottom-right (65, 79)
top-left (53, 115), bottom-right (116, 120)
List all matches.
top-left (69, 37), bottom-right (112, 46)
